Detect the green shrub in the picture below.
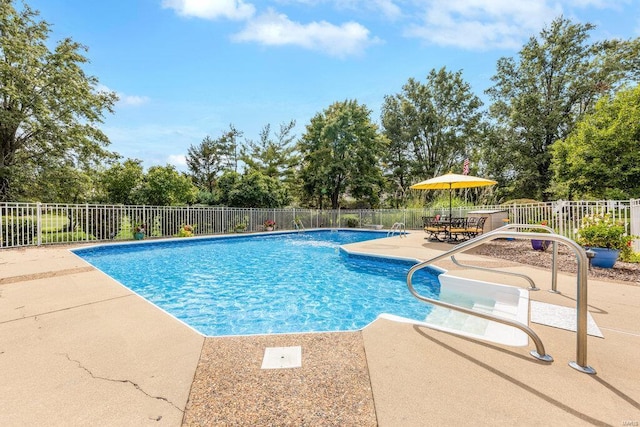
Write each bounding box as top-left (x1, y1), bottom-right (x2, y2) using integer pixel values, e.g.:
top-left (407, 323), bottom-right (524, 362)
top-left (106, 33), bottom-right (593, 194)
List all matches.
top-left (41, 231), bottom-right (96, 243)
top-left (174, 224), bottom-right (195, 237)
top-left (1, 217), bottom-right (36, 247)
top-left (344, 216), bottom-right (359, 228)
top-left (620, 247), bottom-right (640, 263)
top-left (576, 213), bottom-right (634, 250)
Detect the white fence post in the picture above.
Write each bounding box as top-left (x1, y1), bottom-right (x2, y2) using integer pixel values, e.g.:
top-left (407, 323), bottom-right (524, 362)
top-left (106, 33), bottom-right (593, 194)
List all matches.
top-left (36, 202), bottom-right (42, 246)
top-left (631, 199), bottom-right (640, 252)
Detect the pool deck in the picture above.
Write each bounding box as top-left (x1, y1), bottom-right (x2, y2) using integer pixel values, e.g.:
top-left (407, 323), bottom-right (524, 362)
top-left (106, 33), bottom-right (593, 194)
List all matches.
top-left (1, 231), bottom-right (639, 425)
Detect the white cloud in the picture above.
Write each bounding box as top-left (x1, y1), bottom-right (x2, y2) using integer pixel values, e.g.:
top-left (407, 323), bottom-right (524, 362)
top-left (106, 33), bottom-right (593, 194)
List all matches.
top-left (95, 84), bottom-right (149, 107)
top-left (119, 95), bottom-right (150, 107)
top-left (404, 0), bottom-right (564, 50)
top-left (167, 154), bottom-right (188, 168)
top-left (274, 0), bottom-right (402, 20)
top-left (339, 0), bottom-right (402, 20)
top-left (103, 123), bottom-right (203, 169)
top-left (403, 0), bottom-right (634, 50)
top-left (162, 0), bottom-right (256, 20)
top-left (232, 9), bottom-right (378, 57)
top-left (566, 0), bottom-right (618, 7)
top-left (372, 0), bottom-right (402, 20)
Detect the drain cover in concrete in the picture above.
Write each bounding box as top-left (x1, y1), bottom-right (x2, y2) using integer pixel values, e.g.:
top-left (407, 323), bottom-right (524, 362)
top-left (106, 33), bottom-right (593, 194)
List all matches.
top-left (261, 346), bottom-right (302, 369)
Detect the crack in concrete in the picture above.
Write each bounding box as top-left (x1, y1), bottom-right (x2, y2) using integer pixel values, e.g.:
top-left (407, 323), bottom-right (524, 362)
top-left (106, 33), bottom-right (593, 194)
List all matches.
top-left (0, 294), bottom-right (132, 326)
top-left (60, 353), bottom-right (183, 414)
top-left (0, 266), bottom-right (95, 285)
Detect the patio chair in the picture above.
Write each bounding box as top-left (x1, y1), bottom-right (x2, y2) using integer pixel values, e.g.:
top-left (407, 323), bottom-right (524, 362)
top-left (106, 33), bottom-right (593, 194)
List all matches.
top-left (465, 216), bottom-right (487, 239)
top-left (449, 216), bottom-right (487, 241)
top-left (446, 216), bottom-right (488, 241)
top-left (423, 215), bottom-right (447, 241)
top-left (447, 217), bottom-right (470, 241)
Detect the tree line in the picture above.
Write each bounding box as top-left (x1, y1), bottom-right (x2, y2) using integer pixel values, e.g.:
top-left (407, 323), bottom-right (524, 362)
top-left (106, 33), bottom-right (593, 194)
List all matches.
top-left (1, 1), bottom-right (639, 208)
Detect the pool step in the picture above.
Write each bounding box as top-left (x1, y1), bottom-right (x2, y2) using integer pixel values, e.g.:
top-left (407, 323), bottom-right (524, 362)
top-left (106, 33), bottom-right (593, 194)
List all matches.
top-left (381, 274), bottom-right (530, 347)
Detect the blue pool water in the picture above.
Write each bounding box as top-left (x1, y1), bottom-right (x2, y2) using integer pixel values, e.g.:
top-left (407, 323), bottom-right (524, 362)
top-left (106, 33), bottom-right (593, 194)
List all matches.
top-left (73, 230), bottom-right (441, 336)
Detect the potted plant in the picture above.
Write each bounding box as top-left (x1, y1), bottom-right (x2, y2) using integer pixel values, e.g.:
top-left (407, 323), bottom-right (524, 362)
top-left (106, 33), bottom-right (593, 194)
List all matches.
top-left (133, 223), bottom-right (146, 240)
top-left (264, 219), bottom-right (276, 231)
top-left (576, 213), bottom-right (634, 268)
top-left (529, 220), bottom-right (552, 251)
top-left (175, 224), bottom-right (194, 237)
top-left (234, 222), bottom-right (247, 233)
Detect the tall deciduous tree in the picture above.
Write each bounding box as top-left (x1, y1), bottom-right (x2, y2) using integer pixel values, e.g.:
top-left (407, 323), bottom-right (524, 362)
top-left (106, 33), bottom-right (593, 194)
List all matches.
top-left (137, 165), bottom-right (197, 206)
top-left (486, 16), bottom-right (640, 200)
top-left (0, 0), bottom-right (117, 201)
top-left (100, 159), bottom-right (144, 204)
top-left (224, 170), bottom-right (291, 208)
top-left (550, 85), bottom-right (640, 199)
top-left (298, 100), bottom-right (386, 209)
top-left (381, 68), bottom-right (484, 206)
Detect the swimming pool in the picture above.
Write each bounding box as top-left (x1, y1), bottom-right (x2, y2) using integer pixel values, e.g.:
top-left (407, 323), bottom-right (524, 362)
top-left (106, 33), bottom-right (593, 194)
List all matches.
top-left (73, 230), bottom-right (441, 336)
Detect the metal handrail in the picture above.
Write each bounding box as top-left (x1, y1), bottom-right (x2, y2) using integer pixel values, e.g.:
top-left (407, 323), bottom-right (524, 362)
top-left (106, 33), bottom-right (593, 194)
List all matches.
top-left (450, 256), bottom-right (539, 290)
top-left (449, 224), bottom-right (559, 292)
top-left (293, 219), bottom-right (305, 231)
top-left (407, 225), bottom-right (596, 374)
top-left (387, 222), bottom-right (406, 237)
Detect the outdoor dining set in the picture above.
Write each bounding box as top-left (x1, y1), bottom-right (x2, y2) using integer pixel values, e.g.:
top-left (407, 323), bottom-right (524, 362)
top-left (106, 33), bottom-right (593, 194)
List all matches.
top-left (422, 215), bottom-right (488, 242)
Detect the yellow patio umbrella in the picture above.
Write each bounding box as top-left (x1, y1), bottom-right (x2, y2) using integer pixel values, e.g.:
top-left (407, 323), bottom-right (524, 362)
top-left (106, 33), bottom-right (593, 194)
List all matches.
top-left (410, 172), bottom-right (497, 222)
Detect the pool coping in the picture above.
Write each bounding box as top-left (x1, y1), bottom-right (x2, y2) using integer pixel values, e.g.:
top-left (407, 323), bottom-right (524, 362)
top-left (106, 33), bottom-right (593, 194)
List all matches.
top-left (1, 231), bottom-right (639, 425)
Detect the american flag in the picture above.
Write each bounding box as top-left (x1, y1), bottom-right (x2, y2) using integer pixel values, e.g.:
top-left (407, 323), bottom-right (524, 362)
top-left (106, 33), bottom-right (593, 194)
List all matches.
top-left (462, 158), bottom-right (470, 175)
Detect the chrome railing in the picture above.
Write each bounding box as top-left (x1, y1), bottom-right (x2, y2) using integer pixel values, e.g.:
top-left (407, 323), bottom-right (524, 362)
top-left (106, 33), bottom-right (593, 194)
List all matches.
top-left (449, 224), bottom-right (559, 292)
top-left (293, 218), bottom-right (306, 231)
top-left (407, 225), bottom-right (596, 374)
top-left (387, 222), bottom-right (406, 237)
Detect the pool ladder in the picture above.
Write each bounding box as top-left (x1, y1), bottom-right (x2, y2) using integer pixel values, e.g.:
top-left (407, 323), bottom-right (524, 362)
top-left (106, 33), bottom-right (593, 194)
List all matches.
top-left (293, 219), bottom-right (306, 232)
top-left (387, 222), bottom-right (406, 237)
top-left (407, 224), bottom-right (596, 375)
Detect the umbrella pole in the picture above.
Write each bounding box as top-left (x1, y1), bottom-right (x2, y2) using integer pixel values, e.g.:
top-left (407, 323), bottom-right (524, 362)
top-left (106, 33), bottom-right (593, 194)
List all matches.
top-left (449, 184), bottom-right (452, 221)
top-left (448, 184), bottom-right (453, 242)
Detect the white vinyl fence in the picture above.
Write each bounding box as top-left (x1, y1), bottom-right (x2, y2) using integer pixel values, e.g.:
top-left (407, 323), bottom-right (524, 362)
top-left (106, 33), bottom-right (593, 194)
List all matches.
top-left (631, 198), bottom-right (640, 252)
top-left (1, 200), bottom-right (637, 249)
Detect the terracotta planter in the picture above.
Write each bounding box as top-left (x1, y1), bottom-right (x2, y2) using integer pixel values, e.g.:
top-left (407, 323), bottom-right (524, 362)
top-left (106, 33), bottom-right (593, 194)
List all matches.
top-left (531, 239), bottom-right (550, 251)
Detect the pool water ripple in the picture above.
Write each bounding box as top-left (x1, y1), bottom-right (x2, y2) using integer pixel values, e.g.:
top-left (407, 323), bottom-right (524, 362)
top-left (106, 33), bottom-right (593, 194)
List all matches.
top-left (74, 230), bottom-right (440, 336)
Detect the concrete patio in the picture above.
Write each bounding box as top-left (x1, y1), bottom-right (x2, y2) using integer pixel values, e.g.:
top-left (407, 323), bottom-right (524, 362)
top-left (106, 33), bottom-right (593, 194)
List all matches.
top-left (0, 232), bottom-right (638, 425)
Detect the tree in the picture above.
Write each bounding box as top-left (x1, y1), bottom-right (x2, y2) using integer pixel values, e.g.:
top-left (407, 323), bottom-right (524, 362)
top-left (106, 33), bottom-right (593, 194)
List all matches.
top-left (486, 16), bottom-right (640, 200)
top-left (31, 162), bottom-right (93, 203)
top-left (6, 151), bottom-right (95, 203)
top-left (186, 125), bottom-right (241, 193)
top-left (298, 100), bottom-right (386, 209)
top-left (240, 120), bottom-right (299, 182)
top-left (224, 170), bottom-right (291, 208)
top-left (137, 165), bottom-right (197, 206)
top-left (216, 170), bottom-right (241, 206)
top-left (0, 1), bottom-right (117, 201)
top-left (550, 85), bottom-right (640, 199)
top-left (381, 68), bottom-right (484, 206)
top-left (100, 159), bottom-right (144, 204)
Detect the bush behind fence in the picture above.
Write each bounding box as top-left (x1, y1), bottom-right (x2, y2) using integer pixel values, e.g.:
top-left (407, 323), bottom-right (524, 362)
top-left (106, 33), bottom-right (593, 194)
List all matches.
top-left (1, 200), bottom-right (638, 250)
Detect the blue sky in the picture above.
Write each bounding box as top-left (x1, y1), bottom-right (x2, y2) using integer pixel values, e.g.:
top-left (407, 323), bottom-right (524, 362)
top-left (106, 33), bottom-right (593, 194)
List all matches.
top-left (27, 0), bottom-right (640, 171)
